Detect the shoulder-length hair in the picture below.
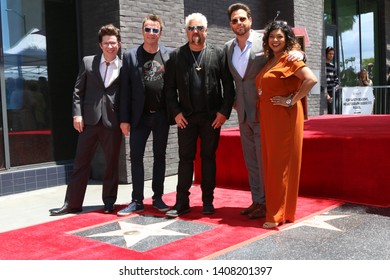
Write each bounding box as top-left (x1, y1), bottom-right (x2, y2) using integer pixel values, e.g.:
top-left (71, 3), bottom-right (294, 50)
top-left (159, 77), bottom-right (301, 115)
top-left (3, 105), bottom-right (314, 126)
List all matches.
top-left (262, 21), bottom-right (299, 59)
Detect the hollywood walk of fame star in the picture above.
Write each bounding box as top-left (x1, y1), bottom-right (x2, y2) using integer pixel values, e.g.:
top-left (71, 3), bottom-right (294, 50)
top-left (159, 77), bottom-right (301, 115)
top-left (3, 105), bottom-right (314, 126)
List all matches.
top-left (283, 214), bottom-right (350, 232)
top-left (87, 219), bottom-right (188, 247)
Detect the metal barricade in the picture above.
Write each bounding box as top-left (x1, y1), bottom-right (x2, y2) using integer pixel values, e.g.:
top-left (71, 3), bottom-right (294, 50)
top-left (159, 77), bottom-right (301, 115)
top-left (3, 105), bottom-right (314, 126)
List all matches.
top-left (330, 85), bottom-right (390, 114)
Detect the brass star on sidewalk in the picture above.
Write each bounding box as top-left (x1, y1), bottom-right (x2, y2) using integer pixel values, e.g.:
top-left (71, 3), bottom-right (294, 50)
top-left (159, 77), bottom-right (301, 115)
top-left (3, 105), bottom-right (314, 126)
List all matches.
top-left (87, 219), bottom-right (188, 247)
top-left (284, 214), bottom-right (350, 231)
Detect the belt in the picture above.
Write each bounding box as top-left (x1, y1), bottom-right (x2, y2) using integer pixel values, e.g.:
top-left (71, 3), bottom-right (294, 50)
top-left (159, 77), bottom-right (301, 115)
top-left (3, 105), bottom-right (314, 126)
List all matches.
top-left (145, 108), bottom-right (164, 113)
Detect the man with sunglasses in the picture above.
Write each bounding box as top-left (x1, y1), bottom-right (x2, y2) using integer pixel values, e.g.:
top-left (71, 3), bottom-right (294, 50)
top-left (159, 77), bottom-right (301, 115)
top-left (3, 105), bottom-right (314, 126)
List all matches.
top-left (225, 3), bottom-right (305, 219)
top-left (165, 13), bottom-right (235, 217)
top-left (118, 14), bottom-right (172, 216)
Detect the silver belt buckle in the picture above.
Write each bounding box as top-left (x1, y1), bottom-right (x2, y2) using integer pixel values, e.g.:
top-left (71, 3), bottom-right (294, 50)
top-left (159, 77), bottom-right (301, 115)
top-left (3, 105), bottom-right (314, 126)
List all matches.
top-left (149, 110), bottom-right (157, 113)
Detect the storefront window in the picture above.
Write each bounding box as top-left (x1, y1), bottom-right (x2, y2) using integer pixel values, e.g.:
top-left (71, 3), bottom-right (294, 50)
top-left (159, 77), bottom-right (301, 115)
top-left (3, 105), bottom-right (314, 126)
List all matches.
top-left (337, 0), bottom-right (378, 86)
top-left (360, 0), bottom-right (378, 83)
top-left (1, 0), bottom-right (53, 167)
top-left (324, 0), bottom-right (335, 24)
top-left (337, 0), bottom-right (360, 86)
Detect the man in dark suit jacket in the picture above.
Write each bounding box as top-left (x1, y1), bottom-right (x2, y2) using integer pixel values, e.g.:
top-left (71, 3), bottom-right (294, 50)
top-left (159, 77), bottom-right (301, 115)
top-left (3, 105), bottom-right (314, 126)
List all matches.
top-left (165, 13), bottom-right (235, 217)
top-left (50, 24), bottom-right (122, 216)
top-left (118, 14), bottom-right (172, 216)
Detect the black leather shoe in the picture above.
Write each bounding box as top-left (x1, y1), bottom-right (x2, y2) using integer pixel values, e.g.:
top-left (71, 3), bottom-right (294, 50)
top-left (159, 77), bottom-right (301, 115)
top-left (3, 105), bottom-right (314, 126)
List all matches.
top-left (165, 205), bottom-right (190, 218)
top-left (49, 203), bottom-right (82, 216)
top-left (103, 204), bottom-right (115, 214)
top-left (203, 204), bottom-right (215, 215)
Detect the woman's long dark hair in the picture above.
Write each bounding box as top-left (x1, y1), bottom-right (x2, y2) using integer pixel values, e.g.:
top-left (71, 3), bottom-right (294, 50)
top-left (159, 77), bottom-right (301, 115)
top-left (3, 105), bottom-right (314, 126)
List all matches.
top-left (262, 21), bottom-right (299, 59)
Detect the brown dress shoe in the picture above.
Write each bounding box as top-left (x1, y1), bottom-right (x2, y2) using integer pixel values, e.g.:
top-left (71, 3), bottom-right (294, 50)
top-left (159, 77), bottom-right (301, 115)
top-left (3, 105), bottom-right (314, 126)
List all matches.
top-left (248, 204), bottom-right (266, 219)
top-left (240, 202), bottom-right (259, 215)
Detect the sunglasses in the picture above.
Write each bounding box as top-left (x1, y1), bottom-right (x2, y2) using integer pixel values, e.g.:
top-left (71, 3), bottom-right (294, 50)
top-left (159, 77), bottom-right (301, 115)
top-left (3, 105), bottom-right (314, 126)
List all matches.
top-left (231, 17), bottom-right (248, 24)
top-left (186, 25), bottom-right (205, 32)
top-left (144, 27), bottom-right (160, 34)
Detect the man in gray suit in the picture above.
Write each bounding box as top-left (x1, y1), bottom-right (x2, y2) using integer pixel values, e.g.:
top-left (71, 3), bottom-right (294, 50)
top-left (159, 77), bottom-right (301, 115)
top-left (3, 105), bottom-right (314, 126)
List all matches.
top-left (225, 3), bottom-right (304, 219)
top-left (50, 24), bottom-right (122, 216)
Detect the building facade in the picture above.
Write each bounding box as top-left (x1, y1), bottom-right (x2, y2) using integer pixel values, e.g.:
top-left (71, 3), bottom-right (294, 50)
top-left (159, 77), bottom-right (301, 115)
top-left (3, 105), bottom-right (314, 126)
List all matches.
top-left (0, 0), bottom-right (389, 196)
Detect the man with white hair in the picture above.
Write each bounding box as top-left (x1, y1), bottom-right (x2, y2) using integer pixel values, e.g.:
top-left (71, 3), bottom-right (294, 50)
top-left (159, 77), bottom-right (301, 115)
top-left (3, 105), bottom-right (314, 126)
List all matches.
top-left (165, 13), bottom-right (235, 217)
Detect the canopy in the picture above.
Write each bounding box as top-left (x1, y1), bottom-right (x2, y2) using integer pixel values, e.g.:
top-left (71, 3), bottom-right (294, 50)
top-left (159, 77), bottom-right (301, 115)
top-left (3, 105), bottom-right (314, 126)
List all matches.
top-left (4, 28), bottom-right (46, 67)
top-left (3, 28), bottom-right (47, 79)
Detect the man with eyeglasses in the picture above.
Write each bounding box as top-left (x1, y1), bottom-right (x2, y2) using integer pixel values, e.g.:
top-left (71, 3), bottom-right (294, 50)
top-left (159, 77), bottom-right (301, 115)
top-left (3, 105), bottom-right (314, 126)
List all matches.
top-left (118, 14), bottom-right (172, 216)
top-left (50, 24), bottom-right (122, 216)
top-left (165, 13), bottom-right (235, 217)
top-left (225, 3), bottom-right (305, 219)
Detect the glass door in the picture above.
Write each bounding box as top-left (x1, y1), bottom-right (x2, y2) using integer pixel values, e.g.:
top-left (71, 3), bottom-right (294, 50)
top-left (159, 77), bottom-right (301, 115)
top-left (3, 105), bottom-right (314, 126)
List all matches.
top-left (1, 0), bottom-right (53, 168)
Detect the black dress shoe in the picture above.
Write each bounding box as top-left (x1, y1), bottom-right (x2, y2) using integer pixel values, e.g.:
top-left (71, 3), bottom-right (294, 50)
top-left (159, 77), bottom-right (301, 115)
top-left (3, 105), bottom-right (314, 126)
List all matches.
top-left (203, 204), bottom-right (215, 215)
top-left (49, 204), bottom-right (82, 216)
top-left (165, 205), bottom-right (190, 218)
top-left (103, 204), bottom-right (115, 214)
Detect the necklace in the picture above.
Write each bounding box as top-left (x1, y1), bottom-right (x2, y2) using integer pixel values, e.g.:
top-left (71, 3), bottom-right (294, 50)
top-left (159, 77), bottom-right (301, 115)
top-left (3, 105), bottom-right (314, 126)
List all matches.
top-left (258, 53), bottom-right (284, 95)
top-left (190, 48), bottom-right (205, 71)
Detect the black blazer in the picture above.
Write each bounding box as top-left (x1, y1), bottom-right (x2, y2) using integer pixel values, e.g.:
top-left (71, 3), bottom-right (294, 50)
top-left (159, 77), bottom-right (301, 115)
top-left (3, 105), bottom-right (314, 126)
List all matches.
top-left (72, 54), bottom-right (122, 128)
top-left (165, 43), bottom-right (235, 124)
top-left (119, 44), bottom-right (172, 128)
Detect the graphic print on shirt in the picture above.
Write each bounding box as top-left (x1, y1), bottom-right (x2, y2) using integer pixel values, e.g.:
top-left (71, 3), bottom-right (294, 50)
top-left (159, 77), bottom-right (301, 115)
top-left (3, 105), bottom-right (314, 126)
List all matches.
top-left (143, 60), bottom-right (164, 82)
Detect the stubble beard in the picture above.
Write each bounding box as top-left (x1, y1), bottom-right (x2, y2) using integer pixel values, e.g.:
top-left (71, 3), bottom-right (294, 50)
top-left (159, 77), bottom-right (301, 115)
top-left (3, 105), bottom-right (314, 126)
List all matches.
top-left (235, 26), bottom-right (249, 36)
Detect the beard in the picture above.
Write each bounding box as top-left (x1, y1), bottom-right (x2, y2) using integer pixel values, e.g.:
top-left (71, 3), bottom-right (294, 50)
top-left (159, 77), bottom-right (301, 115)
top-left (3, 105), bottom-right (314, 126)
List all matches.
top-left (234, 26), bottom-right (250, 36)
top-left (191, 34), bottom-right (204, 45)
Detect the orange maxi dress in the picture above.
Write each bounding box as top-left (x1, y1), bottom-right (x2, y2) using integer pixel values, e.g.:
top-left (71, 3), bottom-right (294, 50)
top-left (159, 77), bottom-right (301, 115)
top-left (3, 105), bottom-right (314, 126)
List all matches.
top-left (255, 54), bottom-right (306, 224)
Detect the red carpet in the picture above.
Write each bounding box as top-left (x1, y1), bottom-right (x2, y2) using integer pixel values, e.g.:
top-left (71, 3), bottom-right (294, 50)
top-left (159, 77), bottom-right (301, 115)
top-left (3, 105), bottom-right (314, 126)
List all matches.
top-left (195, 115), bottom-right (390, 207)
top-left (0, 186), bottom-right (340, 260)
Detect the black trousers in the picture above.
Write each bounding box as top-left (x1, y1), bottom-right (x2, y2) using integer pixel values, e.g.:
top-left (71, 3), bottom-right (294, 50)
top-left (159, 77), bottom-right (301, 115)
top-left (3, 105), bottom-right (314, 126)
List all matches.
top-left (130, 110), bottom-right (170, 202)
top-left (64, 121), bottom-right (122, 208)
top-left (175, 112), bottom-right (220, 208)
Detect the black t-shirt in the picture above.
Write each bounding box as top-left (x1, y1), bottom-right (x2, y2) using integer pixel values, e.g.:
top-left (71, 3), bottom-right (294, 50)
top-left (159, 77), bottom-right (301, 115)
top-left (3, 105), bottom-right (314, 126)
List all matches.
top-left (142, 49), bottom-right (165, 111)
top-left (188, 48), bottom-right (206, 113)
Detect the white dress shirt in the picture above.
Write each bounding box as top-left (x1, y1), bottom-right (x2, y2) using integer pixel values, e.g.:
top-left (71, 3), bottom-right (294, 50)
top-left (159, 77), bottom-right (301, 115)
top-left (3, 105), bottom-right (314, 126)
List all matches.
top-left (100, 56), bottom-right (120, 88)
top-left (232, 31), bottom-right (255, 78)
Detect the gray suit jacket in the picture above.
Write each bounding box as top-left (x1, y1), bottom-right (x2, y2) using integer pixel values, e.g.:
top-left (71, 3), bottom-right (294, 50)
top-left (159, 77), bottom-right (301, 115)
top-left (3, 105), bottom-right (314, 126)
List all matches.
top-left (72, 54), bottom-right (122, 128)
top-left (225, 30), bottom-right (267, 123)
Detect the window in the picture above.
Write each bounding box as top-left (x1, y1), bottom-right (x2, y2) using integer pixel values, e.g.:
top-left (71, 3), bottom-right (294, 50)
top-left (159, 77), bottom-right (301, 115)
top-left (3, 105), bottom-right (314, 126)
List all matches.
top-left (1, 0), bottom-right (54, 167)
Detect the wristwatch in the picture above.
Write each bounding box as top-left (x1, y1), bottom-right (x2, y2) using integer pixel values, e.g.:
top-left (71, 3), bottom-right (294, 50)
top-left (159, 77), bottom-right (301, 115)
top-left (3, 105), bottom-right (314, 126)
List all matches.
top-left (285, 98), bottom-right (293, 107)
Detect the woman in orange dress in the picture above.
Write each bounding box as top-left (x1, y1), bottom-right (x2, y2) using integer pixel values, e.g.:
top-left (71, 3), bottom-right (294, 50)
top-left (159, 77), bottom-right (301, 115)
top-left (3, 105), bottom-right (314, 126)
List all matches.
top-left (255, 21), bottom-right (317, 229)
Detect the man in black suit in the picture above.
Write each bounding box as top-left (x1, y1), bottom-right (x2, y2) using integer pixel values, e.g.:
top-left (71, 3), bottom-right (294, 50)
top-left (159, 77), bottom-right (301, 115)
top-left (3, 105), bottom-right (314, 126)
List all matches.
top-left (165, 13), bottom-right (235, 217)
top-left (50, 24), bottom-right (122, 216)
top-left (117, 14), bottom-right (172, 216)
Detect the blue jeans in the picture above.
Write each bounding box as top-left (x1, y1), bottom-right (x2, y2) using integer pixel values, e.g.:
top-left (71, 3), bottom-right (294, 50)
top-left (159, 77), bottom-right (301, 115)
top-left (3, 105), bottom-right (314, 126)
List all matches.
top-left (130, 110), bottom-right (170, 202)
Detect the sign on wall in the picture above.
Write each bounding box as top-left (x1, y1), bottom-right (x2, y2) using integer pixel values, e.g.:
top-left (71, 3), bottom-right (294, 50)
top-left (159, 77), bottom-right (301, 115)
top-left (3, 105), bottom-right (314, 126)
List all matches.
top-left (342, 87), bottom-right (374, 114)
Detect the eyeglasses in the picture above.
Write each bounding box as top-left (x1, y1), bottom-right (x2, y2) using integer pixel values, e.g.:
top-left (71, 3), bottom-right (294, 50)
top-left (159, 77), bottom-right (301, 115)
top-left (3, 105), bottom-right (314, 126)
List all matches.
top-left (144, 27), bottom-right (160, 34)
top-left (102, 42), bottom-right (118, 47)
top-left (231, 17), bottom-right (248, 24)
top-left (186, 25), bottom-right (205, 32)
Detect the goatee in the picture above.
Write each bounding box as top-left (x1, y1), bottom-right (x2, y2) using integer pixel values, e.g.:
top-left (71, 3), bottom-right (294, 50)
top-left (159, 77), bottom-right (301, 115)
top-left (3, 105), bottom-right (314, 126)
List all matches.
top-left (192, 35), bottom-right (202, 45)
